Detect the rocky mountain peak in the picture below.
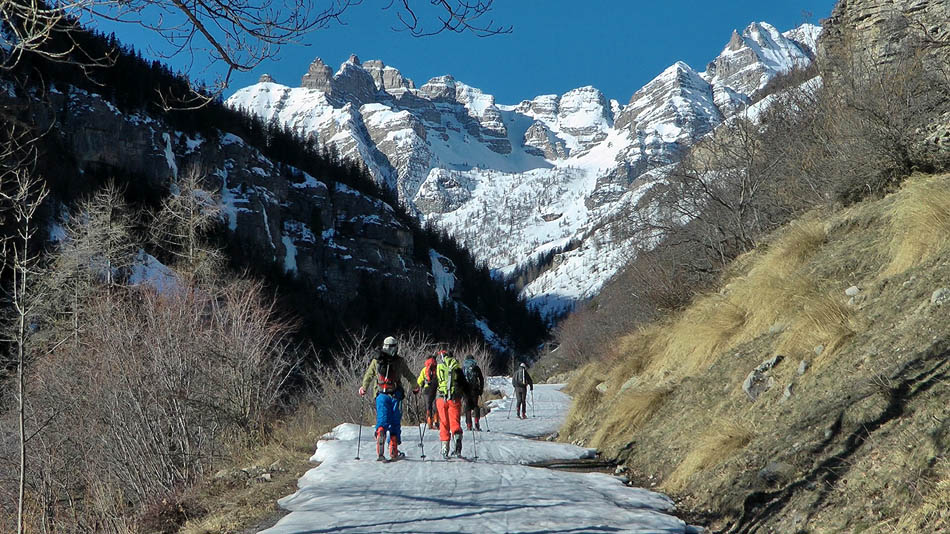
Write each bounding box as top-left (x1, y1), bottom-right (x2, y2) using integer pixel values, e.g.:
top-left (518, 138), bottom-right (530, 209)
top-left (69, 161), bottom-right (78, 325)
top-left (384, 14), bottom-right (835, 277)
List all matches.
top-left (334, 57), bottom-right (378, 105)
top-left (725, 29), bottom-right (744, 52)
top-left (420, 75), bottom-right (458, 101)
top-left (515, 94), bottom-right (560, 122)
top-left (556, 86), bottom-right (611, 150)
top-left (702, 21), bottom-right (812, 97)
top-left (301, 57), bottom-right (333, 91)
top-left (258, 73), bottom-right (275, 84)
top-left (784, 23), bottom-right (822, 56)
top-left (615, 60), bottom-right (715, 136)
top-left (362, 60), bottom-right (415, 92)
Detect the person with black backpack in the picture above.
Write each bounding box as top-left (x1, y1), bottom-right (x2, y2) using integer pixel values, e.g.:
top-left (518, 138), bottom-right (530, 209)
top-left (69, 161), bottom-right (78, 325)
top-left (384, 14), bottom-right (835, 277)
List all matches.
top-left (359, 336), bottom-right (419, 462)
top-left (416, 354), bottom-right (440, 429)
top-left (461, 355), bottom-right (484, 431)
top-left (512, 362), bottom-right (534, 420)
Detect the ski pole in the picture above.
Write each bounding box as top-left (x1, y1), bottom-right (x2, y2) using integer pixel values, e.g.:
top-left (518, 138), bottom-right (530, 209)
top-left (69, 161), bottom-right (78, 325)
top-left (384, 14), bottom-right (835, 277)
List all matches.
top-left (506, 387), bottom-right (514, 419)
top-left (355, 394), bottom-right (365, 460)
top-left (416, 396), bottom-right (427, 460)
top-left (531, 389), bottom-right (536, 418)
top-left (472, 421), bottom-right (478, 462)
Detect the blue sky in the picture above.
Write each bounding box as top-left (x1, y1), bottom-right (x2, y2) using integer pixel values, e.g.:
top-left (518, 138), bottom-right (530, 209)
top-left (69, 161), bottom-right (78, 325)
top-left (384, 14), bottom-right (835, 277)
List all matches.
top-left (102, 1), bottom-right (837, 104)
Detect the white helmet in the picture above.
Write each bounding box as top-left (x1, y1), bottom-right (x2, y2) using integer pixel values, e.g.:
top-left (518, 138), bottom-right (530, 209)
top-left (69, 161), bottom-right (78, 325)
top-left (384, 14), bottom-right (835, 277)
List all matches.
top-left (519, 362), bottom-right (526, 368)
top-left (382, 336), bottom-right (398, 355)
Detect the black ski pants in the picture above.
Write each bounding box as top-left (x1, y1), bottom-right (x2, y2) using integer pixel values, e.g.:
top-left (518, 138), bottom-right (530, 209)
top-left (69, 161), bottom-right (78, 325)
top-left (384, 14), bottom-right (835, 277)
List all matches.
top-left (423, 388), bottom-right (438, 421)
top-left (462, 392), bottom-right (480, 428)
top-left (514, 386), bottom-right (528, 416)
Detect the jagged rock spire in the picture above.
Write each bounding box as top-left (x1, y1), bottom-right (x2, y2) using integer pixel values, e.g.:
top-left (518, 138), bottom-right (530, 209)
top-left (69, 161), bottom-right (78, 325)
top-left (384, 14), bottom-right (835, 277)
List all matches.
top-left (301, 57), bottom-right (333, 90)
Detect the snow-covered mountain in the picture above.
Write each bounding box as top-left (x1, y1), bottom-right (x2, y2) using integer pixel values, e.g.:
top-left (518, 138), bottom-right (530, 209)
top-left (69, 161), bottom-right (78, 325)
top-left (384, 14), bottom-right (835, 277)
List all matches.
top-left (228, 21), bottom-right (820, 319)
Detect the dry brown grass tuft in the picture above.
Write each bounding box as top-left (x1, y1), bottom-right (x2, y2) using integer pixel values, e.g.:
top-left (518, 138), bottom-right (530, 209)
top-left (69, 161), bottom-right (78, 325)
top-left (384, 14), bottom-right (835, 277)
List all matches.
top-left (751, 219), bottom-right (827, 278)
top-left (647, 295), bottom-right (745, 379)
top-left (606, 326), bottom-right (663, 392)
top-left (883, 174), bottom-right (950, 276)
top-left (562, 362), bottom-right (608, 438)
top-left (663, 420), bottom-right (755, 493)
top-left (894, 458), bottom-right (950, 533)
top-left (777, 289), bottom-right (855, 364)
top-left (640, 219), bottom-right (829, 382)
top-left (588, 387), bottom-right (673, 450)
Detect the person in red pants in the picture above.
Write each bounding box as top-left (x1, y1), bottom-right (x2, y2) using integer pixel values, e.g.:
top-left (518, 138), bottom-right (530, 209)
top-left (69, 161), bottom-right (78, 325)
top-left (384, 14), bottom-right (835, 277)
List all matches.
top-left (435, 349), bottom-right (466, 458)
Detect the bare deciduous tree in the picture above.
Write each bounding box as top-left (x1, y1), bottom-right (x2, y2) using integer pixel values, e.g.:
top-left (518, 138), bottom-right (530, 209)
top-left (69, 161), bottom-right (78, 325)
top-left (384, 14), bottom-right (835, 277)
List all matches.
top-left (40, 182), bottom-right (137, 346)
top-left (148, 165), bottom-right (222, 280)
top-left (0, 168), bottom-right (49, 534)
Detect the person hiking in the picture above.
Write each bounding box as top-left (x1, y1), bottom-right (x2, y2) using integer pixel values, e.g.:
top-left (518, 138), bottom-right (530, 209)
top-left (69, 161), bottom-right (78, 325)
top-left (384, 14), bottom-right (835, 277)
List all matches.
top-left (416, 354), bottom-right (440, 429)
top-left (359, 336), bottom-right (419, 461)
top-left (512, 362), bottom-right (533, 420)
top-left (436, 349), bottom-right (467, 458)
top-left (461, 354), bottom-right (485, 431)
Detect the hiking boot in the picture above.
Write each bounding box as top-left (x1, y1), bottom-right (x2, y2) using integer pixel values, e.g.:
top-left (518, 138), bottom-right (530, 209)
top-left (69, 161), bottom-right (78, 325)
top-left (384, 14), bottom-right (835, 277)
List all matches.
top-left (466, 423), bottom-right (472, 431)
top-left (376, 428), bottom-right (387, 458)
top-left (389, 436), bottom-right (400, 459)
top-left (453, 433), bottom-right (463, 457)
top-left (474, 422), bottom-right (481, 432)
top-left (441, 441), bottom-right (450, 459)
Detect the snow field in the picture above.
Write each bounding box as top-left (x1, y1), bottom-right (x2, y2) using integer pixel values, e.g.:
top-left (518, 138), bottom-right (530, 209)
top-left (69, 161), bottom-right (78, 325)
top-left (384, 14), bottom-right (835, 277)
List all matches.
top-left (260, 383), bottom-right (691, 533)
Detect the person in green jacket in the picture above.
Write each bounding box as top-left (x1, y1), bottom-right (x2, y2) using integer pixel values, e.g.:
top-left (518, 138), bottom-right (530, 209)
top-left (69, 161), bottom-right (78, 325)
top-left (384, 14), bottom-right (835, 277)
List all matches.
top-left (359, 336), bottom-right (418, 461)
top-left (436, 350), bottom-right (466, 458)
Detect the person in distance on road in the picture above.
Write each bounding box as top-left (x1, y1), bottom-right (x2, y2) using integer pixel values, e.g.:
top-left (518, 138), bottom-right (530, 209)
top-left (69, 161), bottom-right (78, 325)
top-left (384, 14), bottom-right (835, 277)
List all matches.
top-left (359, 336), bottom-right (419, 462)
top-left (512, 362), bottom-right (534, 420)
top-left (461, 354), bottom-right (485, 431)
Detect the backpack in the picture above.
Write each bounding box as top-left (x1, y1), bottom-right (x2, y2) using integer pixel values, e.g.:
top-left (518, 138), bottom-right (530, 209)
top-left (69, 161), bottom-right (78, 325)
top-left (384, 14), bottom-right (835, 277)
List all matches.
top-left (423, 359), bottom-right (437, 387)
top-left (376, 353), bottom-right (396, 393)
top-left (462, 358), bottom-right (483, 395)
top-left (437, 358), bottom-right (462, 397)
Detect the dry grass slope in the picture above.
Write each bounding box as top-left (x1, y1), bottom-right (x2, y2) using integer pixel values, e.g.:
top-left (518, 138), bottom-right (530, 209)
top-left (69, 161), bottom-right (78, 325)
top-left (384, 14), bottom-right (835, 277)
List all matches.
top-left (663, 420), bottom-right (755, 493)
top-left (559, 173), bottom-right (950, 533)
top-left (589, 387), bottom-right (673, 450)
top-left (883, 174), bottom-right (950, 276)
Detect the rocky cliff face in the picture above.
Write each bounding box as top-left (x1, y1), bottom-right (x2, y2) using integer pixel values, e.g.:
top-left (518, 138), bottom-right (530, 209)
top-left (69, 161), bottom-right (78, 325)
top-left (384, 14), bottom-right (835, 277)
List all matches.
top-left (819, 0), bottom-right (949, 70)
top-left (21, 85), bottom-right (497, 344)
top-left (818, 0), bottom-right (950, 160)
top-left (228, 21), bottom-right (819, 319)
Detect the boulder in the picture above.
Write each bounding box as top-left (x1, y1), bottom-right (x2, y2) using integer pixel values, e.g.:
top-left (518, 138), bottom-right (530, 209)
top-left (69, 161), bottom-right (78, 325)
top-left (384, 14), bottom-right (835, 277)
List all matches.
top-left (931, 287), bottom-right (950, 306)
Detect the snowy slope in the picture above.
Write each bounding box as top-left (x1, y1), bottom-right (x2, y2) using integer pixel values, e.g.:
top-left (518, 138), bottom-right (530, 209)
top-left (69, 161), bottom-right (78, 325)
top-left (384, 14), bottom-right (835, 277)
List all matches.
top-left (228, 22), bottom-right (821, 320)
top-left (261, 384), bottom-right (695, 533)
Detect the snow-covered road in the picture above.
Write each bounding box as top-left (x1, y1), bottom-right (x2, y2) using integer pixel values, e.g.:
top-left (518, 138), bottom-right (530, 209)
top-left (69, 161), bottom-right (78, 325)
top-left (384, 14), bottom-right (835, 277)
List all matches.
top-left (261, 383), bottom-right (693, 533)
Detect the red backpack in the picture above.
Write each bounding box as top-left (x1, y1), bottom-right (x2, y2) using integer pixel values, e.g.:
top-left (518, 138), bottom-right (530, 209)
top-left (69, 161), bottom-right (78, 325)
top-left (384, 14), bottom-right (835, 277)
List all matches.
top-left (424, 358), bottom-right (437, 387)
top-left (377, 355), bottom-right (396, 393)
